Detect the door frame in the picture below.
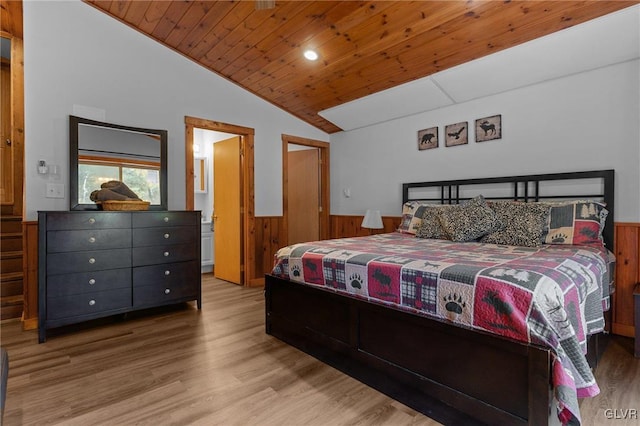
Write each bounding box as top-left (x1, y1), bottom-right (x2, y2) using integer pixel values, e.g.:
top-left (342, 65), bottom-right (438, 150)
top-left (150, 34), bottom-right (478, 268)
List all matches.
top-left (282, 134), bottom-right (330, 244)
top-left (1, 1), bottom-right (25, 217)
top-left (185, 116), bottom-right (257, 287)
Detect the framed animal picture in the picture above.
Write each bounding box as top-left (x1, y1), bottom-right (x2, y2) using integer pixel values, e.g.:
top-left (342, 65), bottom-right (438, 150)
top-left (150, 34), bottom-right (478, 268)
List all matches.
top-left (417, 126), bottom-right (438, 150)
top-left (445, 122), bottom-right (468, 147)
top-left (475, 114), bottom-right (502, 142)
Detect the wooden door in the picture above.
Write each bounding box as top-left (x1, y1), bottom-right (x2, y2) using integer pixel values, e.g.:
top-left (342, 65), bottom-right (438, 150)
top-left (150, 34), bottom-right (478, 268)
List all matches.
top-left (288, 148), bottom-right (320, 244)
top-left (0, 51), bottom-right (13, 205)
top-left (213, 136), bottom-right (242, 285)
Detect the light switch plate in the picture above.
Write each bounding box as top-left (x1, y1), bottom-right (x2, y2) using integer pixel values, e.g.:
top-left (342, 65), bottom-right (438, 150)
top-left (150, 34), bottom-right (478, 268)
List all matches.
top-left (46, 183), bottom-right (65, 198)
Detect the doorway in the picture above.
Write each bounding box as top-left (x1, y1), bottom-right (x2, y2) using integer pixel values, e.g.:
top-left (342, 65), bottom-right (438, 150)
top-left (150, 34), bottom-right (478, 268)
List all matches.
top-left (185, 117), bottom-right (256, 286)
top-left (282, 134), bottom-right (330, 244)
top-left (192, 129), bottom-right (241, 283)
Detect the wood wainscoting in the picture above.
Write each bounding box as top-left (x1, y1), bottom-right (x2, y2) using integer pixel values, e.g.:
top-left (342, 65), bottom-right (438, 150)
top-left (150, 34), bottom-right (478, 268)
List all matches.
top-left (19, 218), bottom-right (639, 341)
top-left (330, 214), bottom-right (402, 239)
top-left (253, 215), bottom-right (401, 280)
top-left (254, 216), bottom-right (285, 280)
top-left (20, 220), bottom-right (38, 330)
top-left (613, 223), bottom-right (640, 338)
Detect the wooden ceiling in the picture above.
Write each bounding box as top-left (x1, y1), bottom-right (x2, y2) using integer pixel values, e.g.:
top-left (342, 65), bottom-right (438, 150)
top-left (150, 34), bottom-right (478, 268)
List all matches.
top-left (85, 1), bottom-right (637, 133)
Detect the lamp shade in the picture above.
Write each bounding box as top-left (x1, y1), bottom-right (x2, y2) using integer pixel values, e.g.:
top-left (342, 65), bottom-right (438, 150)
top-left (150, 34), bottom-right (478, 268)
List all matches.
top-left (361, 209), bottom-right (384, 229)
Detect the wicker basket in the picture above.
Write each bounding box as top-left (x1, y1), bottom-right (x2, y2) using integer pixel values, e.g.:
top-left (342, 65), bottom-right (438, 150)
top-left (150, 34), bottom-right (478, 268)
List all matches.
top-left (98, 200), bottom-right (150, 211)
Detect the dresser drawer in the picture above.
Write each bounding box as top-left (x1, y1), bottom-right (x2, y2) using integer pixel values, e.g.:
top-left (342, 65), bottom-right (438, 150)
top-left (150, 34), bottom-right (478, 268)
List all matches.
top-left (132, 211), bottom-right (198, 228)
top-left (132, 260), bottom-right (199, 288)
top-left (47, 268), bottom-right (131, 298)
top-left (47, 229), bottom-right (131, 253)
top-left (132, 243), bottom-right (197, 266)
top-left (133, 261), bottom-right (199, 307)
top-left (132, 226), bottom-right (197, 247)
top-left (47, 288), bottom-right (131, 320)
top-left (45, 212), bottom-right (131, 230)
top-left (47, 248), bottom-right (132, 275)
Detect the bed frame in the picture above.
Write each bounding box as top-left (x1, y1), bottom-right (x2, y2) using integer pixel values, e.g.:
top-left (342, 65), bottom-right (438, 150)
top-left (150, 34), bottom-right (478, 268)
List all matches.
top-left (265, 170), bottom-right (614, 426)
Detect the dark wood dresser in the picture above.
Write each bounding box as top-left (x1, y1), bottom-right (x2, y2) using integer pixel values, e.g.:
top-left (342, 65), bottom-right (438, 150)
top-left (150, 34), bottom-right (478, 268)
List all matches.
top-left (38, 211), bottom-right (201, 343)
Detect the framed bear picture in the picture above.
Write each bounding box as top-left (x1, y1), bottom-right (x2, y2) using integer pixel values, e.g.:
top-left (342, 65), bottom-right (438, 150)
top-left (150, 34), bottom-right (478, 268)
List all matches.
top-left (417, 127), bottom-right (438, 150)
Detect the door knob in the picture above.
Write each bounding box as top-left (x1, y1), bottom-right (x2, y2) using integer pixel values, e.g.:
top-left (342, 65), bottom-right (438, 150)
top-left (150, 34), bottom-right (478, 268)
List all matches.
top-left (5, 139), bottom-right (11, 146)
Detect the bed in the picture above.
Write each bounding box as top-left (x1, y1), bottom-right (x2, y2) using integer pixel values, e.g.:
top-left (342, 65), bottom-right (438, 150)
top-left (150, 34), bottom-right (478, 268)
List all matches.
top-left (265, 170), bottom-right (614, 426)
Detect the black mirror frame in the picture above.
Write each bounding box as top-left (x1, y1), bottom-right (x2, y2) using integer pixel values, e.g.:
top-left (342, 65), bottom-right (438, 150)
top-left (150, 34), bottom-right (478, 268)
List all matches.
top-left (69, 115), bottom-right (168, 211)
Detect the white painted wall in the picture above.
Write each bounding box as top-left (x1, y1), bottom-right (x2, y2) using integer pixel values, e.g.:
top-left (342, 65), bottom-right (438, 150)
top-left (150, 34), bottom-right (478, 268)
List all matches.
top-left (23, 0), bottom-right (328, 220)
top-left (330, 60), bottom-right (640, 222)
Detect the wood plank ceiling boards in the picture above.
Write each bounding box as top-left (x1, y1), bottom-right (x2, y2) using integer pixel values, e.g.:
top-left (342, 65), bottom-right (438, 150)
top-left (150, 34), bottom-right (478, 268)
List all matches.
top-left (85, 1), bottom-right (638, 133)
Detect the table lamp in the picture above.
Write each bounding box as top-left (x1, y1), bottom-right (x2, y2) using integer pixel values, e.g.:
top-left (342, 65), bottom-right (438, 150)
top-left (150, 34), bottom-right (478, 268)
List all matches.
top-left (361, 209), bottom-right (383, 234)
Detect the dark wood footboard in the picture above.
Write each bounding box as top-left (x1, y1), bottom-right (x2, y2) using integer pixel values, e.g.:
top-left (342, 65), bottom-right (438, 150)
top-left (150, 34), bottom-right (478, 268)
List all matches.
top-left (265, 274), bottom-right (555, 426)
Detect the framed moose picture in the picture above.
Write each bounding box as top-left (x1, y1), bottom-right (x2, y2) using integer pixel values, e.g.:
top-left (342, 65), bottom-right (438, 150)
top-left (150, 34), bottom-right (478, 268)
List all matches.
top-left (475, 114), bottom-right (502, 142)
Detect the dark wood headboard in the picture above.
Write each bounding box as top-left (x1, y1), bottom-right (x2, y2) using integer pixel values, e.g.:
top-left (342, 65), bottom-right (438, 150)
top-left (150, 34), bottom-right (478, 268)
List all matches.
top-left (402, 170), bottom-right (615, 249)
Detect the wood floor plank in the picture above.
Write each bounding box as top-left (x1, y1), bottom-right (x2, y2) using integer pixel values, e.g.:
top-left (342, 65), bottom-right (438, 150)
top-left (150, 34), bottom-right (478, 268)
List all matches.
top-left (1, 275), bottom-right (638, 425)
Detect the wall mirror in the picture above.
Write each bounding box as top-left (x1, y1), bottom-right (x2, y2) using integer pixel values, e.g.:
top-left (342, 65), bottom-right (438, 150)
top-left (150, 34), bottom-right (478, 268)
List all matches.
top-left (69, 115), bottom-right (168, 210)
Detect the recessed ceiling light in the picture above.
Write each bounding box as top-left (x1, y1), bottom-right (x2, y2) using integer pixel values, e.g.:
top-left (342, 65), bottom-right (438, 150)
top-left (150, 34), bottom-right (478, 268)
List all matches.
top-left (304, 50), bottom-right (318, 61)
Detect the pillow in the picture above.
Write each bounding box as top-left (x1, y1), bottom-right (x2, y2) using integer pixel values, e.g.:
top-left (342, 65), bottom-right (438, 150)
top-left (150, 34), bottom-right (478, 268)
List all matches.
top-left (415, 205), bottom-right (452, 239)
top-left (541, 200), bottom-right (608, 246)
top-left (480, 202), bottom-right (551, 247)
top-left (398, 201), bottom-right (432, 235)
top-left (436, 195), bottom-right (503, 242)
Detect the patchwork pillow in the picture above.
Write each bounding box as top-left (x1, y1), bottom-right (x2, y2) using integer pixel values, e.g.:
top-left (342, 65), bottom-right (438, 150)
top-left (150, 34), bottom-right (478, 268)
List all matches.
top-left (415, 205), bottom-right (452, 239)
top-left (541, 200), bottom-right (608, 246)
top-left (398, 201), bottom-right (433, 235)
top-left (480, 202), bottom-right (551, 247)
top-left (436, 195), bottom-right (503, 242)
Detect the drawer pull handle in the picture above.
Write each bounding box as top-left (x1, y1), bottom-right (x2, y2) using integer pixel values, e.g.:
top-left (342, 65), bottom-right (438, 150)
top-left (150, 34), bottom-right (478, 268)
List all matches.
top-left (89, 258), bottom-right (96, 264)
top-left (89, 299), bottom-right (96, 306)
top-left (89, 218), bottom-right (96, 224)
top-left (164, 251), bottom-right (169, 257)
top-left (164, 233), bottom-right (170, 239)
top-left (164, 270), bottom-right (170, 276)
top-left (164, 288), bottom-right (171, 295)
top-left (88, 278), bottom-right (96, 285)
top-left (163, 217), bottom-right (169, 222)
top-left (89, 237), bottom-right (96, 243)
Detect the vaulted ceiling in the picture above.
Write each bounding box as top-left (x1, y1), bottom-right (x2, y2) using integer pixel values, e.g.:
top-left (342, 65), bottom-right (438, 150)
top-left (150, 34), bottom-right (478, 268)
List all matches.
top-left (85, 1), bottom-right (637, 133)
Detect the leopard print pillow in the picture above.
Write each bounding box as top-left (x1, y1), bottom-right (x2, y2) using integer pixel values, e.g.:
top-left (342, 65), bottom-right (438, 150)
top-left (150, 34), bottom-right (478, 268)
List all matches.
top-left (480, 202), bottom-right (551, 247)
top-left (415, 205), bottom-right (452, 239)
top-left (437, 195), bottom-right (503, 242)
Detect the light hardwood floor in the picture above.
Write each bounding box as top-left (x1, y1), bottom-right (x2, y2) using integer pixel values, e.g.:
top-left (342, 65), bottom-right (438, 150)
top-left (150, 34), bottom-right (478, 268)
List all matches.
top-left (1, 275), bottom-right (638, 426)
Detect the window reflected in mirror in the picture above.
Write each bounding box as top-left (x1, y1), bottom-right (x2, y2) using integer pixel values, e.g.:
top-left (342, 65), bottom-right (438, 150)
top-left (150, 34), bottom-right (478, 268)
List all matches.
top-left (78, 160), bottom-right (160, 204)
